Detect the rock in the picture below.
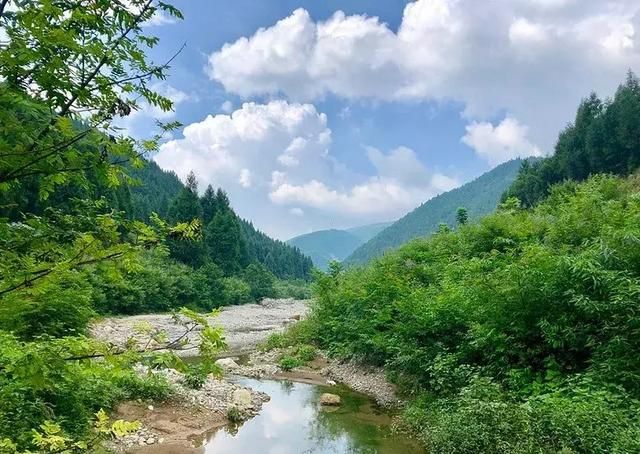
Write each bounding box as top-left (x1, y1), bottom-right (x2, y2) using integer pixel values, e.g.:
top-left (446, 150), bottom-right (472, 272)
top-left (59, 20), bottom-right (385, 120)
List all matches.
top-left (146, 437), bottom-right (155, 445)
top-left (147, 405), bottom-right (154, 411)
top-left (232, 388), bottom-right (253, 410)
top-left (215, 358), bottom-right (240, 371)
top-left (319, 393), bottom-right (341, 406)
top-left (326, 379), bottom-right (336, 386)
top-left (291, 314), bottom-right (301, 320)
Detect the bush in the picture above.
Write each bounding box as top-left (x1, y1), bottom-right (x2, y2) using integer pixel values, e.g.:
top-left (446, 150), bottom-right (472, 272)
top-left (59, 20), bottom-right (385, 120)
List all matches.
top-left (243, 263), bottom-right (276, 300)
top-left (292, 344), bottom-right (317, 362)
top-left (183, 369), bottom-right (207, 390)
top-left (273, 279), bottom-right (312, 299)
top-left (279, 355), bottom-right (303, 371)
top-left (221, 277), bottom-right (252, 305)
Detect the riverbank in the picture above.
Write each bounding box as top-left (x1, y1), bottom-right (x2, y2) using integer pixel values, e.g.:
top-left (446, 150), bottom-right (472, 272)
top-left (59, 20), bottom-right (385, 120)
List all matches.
top-left (94, 299), bottom-right (404, 452)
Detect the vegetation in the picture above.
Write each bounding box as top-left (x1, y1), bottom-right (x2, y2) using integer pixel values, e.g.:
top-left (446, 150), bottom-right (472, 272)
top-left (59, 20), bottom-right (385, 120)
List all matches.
top-left (308, 174), bottom-right (640, 452)
top-left (298, 73), bottom-right (640, 454)
top-left (504, 72), bottom-right (640, 207)
top-left (345, 158), bottom-right (525, 266)
top-left (0, 0), bottom-right (307, 450)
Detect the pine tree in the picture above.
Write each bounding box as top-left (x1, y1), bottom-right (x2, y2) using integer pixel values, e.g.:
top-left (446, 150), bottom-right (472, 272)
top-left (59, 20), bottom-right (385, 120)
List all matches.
top-left (205, 210), bottom-right (243, 274)
top-left (456, 207), bottom-right (468, 226)
top-left (201, 185), bottom-right (217, 224)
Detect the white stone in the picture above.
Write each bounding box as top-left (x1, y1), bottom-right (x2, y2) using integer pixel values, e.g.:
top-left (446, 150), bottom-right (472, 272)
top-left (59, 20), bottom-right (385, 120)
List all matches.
top-left (215, 357), bottom-right (240, 371)
top-left (232, 388), bottom-right (253, 410)
top-left (319, 393), bottom-right (341, 406)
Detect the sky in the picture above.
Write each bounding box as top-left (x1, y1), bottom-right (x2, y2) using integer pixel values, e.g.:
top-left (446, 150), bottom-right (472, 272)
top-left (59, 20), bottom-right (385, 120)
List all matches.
top-left (123, 0), bottom-right (640, 240)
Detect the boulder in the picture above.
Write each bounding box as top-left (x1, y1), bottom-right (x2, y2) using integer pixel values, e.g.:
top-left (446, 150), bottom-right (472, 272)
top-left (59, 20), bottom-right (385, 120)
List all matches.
top-left (232, 388), bottom-right (253, 410)
top-left (319, 393), bottom-right (341, 406)
top-left (215, 358), bottom-right (239, 372)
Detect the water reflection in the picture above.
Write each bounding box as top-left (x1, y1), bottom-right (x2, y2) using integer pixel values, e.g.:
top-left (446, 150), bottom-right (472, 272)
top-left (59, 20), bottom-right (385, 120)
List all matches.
top-left (203, 377), bottom-right (423, 454)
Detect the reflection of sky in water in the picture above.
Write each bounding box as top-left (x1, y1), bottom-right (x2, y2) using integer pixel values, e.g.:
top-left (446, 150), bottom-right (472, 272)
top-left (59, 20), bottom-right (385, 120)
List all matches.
top-left (203, 378), bottom-right (422, 454)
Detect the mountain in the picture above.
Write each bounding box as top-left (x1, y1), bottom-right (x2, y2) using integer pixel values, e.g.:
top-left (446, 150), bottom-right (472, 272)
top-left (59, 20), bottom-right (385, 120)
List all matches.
top-left (344, 158), bottom-right (526, 266)
top-left (346, 221), bottom-right (393, 242)
top-left (288, 221), bottom-right (393, 270)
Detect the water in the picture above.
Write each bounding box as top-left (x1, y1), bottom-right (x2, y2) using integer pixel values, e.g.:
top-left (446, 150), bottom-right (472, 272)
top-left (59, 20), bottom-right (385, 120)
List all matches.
top-left (202, 377), bottom-right (424, 454)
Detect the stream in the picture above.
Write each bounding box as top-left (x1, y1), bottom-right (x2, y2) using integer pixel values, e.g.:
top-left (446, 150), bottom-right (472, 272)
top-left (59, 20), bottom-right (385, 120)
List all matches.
top-left (200, 377), bottom-right (423, 454)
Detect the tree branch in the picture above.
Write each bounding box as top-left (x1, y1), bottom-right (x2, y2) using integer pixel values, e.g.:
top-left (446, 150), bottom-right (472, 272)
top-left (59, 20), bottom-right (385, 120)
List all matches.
top-left (0, 0), bottom-right (10, 18)
top-left (0, 251), bottom-right (124, 297)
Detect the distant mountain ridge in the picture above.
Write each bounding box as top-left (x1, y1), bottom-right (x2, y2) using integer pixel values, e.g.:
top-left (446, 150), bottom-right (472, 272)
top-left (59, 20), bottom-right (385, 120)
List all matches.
top-left (287, 221), bottom-right (392, 270)
top-left (344, 158), bottom-right (526, 266)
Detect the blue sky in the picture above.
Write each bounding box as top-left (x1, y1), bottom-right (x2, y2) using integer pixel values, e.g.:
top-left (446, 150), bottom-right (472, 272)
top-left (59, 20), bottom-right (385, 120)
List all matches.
top-left (125, 0), bottom-right (640, 240)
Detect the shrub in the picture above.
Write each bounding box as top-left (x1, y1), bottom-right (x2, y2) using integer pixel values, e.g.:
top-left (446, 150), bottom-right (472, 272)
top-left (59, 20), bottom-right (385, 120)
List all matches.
top-left (227, 406), bottom-right (243, 423)
top-left (221, 277), bottom-right (252, 306)
top-left (292, 344), bottom-right (317, 362)
top-left (279, 355), bottom-right (303, 371)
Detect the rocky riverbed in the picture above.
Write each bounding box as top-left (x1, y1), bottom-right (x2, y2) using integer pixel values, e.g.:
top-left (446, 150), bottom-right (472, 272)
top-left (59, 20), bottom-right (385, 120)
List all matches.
top-left (92, 298), bottom-right (309, 356)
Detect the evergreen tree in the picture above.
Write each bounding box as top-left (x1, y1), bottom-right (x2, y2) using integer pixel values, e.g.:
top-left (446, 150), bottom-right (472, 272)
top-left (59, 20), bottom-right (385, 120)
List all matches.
top-left (505, 72), bottom-right (640, 206)
top-left (201, 184), bottom-right (217, 224)
top-left (456, 207), bottom-right (468, 226)
top-left (167, 171), bottom-right (206, 267)
top-left (205, 210), bottom-right (243, 274)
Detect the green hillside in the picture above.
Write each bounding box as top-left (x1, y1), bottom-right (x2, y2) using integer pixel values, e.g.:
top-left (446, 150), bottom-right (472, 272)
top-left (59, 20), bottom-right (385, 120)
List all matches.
top-left (288, 229), bottom-right (363, 270)
top-left (344, 158), bottom-right (525, 266)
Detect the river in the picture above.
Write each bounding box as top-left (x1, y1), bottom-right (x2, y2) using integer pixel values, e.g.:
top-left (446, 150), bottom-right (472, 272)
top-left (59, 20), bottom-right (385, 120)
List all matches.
top-left (201, 377), bottom-right (423, 454)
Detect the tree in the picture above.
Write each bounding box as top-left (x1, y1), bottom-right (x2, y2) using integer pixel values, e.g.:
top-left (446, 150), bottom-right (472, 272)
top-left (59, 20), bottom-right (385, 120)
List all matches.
top-left (201, 184), bottom-right (217, 224)
top-left (243, 263), bottom-right (276, 300)
top-left (166, 173), bottom-right (206, 267)
top-left (456, 207), bottom-right (468, 226)
top-left (205, 210), bottom-right (243, 274)
top-left (0, 0), bottom-right (184, 195)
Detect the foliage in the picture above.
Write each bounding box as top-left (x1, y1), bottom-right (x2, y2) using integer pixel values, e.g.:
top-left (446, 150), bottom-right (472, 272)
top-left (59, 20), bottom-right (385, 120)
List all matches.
top-left (279, 355), bottom-right (303, 371)
top-left (308, 174), bottom-right (640, 452)
top-left (505, 72), bottom-right (640, 206)
top-left (221, 277), bottom-right (252, 306)
top-left (346, 158), bottom-right (525, 265)
top-left (243, 263), bottom-right (276, 300)
top-left (273, 279), bottom-right (312, 299)
top-left (226, 406), bottom-right (243, 424)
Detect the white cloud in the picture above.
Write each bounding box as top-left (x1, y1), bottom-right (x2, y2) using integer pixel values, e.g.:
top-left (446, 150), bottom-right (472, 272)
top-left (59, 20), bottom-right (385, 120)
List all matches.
top-left (154, 101), bottom-right (457, 238)
top-left (269, 146), bottom-right (458, 217)
top-left (207, 0), bottom-right (640, 150)
top-left (462, 117), bottom-right (543, 165)
top-left (239, 168), bottom-right (252, 188)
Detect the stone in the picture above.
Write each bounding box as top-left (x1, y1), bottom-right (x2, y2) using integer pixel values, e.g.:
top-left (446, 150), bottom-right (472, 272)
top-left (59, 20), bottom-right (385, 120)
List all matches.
top-left (146, 437), bottom-right (155, 445)
top-left (215, 357), bottom-right (240, 371)
top-left (147, 405), bottom-right (154, 411)
top-left (326, 379), bottom-right (336, 386)
top-left (319, 393), bottom-right (341, 406)
top-left (232, 388), bottom-right (253, 410)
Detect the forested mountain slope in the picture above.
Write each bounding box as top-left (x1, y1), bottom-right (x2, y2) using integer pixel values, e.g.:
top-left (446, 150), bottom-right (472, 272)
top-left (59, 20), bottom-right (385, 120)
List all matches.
top-left (287, 221), bottom-right (393, 270)
top-left (288, 229), bottom-right (364, 270)
top-left (345, 158), bottom-right (524, 265)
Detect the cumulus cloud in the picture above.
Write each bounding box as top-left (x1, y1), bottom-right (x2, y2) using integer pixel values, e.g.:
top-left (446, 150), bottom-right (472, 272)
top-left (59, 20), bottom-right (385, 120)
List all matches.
top-left (462, 118), bottom-right (543, 165)
top-left (207, 0), bottom-right (640, 150)
top-left (154, 101), bottom-right (457, 237)
top-left (268, 146), bottom-right (458, 216)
